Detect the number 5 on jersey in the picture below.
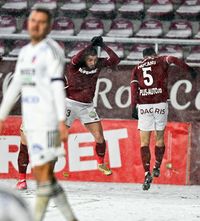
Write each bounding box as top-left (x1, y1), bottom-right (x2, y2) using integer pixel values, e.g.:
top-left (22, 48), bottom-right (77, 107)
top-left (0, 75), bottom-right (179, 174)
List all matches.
top-left (142, 67), bottom-right (153, 86)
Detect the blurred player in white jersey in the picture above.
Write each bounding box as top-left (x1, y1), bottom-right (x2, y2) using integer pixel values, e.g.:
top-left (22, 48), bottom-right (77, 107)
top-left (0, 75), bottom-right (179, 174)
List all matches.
top-left (0, 8), bottom-right (77, 221)
top-left (131, 47), bottom-right (197, 191)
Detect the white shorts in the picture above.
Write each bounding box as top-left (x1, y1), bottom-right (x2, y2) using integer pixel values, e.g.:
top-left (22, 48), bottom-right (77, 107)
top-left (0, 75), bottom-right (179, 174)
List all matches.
top-left (65, 98), bottom-right (100, 127)
top-left (138, 102), bottom-right (168, 131)
top-left (26, 129), bottom-right (65, 167)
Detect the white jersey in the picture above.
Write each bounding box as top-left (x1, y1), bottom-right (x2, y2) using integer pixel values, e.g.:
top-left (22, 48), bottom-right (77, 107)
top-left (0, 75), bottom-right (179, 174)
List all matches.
top-left (0, 38), bottom-right (66, 131)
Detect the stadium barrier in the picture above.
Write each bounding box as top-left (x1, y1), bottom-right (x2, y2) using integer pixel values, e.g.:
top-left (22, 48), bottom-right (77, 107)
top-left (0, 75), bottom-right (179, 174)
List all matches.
top-left (1, 35), bottom-right (200, 66)
top-left (0, 117), bottom-right (191, 185)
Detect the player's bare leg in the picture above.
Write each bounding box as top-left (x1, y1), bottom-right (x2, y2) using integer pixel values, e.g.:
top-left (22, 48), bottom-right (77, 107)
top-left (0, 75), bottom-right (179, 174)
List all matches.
top-left (140, 131), bottom-right (153, 190)
top-left (33, 162), bottom-right (77, 221)
top-left (153, 130), bottom-right (165, 178)
top-left (85, 121), bottom-right (112, 176)
top-left (16, 130), bottom-right (29, 190)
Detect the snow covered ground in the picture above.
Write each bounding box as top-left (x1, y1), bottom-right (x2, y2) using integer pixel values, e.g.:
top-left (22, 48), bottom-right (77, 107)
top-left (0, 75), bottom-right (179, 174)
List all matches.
top-left (0, 179), bottom-right (200, 221)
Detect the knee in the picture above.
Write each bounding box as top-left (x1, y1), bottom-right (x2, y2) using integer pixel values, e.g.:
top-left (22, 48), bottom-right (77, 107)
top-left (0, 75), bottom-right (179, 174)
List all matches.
top-left (156, 140), bottom-right (165, 146)
top-left (33, 165), bottom-right (54, 183)
top-left (156, 137), bottom-right (165, 146)
top-left (141, 138), bottom-right (150, 147)
top-left (140, 134), bottom-right (150, 147)
top-left (93, 132), bottom-right (104, 143)
top-left (37, 179), bottom-right (62, 197)
top-left (141, 142), bottom-right (150, 147)
top-left (36, 173), bottom-right (54, 184)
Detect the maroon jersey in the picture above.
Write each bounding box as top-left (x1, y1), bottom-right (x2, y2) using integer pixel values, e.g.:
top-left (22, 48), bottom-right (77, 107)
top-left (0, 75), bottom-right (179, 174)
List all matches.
top-left (66, 45), bottom-right (120, 103)
top-left (131, 55), bottom-right (190, 106)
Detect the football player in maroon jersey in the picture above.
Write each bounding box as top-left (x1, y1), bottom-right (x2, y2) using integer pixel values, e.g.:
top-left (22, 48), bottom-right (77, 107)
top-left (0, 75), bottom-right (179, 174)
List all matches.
top-left (65, 36), bottom-right (120, 175)
top-left (131, 47), bottom-right (197, 190)
top-left (15, 37), bottom-right (120, 189)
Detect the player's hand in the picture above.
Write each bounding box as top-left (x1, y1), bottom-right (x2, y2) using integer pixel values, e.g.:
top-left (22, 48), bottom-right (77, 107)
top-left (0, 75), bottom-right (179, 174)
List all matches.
top-left (132, 107), bottom-right (138, 120)
top-left (58, 121), bottom-right (68, 143)
top-left (188, 67), bottom-right (198, 79)
top-left (0, 120), bottom-right (4, 134)
top-left (91, 36), bottom-right (104, 47)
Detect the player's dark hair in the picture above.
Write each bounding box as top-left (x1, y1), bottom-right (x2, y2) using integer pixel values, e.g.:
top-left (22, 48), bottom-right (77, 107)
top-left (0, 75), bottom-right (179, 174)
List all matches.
top-left (77, 46), bottom-right (98, 68)
top-left (143, 47), bottom-right (156, 58)
top-left (31, 7), bottom-right (53, 24)
top-left (83, 47), bottom-right (97, 59)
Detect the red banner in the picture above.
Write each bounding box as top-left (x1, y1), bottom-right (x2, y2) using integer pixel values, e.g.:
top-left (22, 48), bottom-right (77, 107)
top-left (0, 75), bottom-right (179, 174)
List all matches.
top-left (0, 117), bottom-right (191, 185)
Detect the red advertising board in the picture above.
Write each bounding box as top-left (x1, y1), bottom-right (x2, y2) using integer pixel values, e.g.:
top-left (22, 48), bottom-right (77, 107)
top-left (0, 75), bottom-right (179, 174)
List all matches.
top-left (0, 117), bottom-right (191, 185)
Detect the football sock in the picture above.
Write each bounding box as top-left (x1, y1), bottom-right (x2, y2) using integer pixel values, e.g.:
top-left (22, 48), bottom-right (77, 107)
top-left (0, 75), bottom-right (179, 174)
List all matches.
top-left (52, 181), bottom-right (76, 221)
top-left (96, 141), bottom-right (106, 164)
top-left (155, 145), bottom-right (165, 168)
top-left (35, 182), bottom-right (52, 221)
top-left (18, 143), bottom-right (29, 177)
top-left (140, 146), bottom-right (151, 173)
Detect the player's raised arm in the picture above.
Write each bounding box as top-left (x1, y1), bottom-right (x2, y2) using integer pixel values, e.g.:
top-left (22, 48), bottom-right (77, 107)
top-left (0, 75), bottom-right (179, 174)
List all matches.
top-left (91, 36), bottom-right (120, 67)
top-left (102, 45), bottom-right (120, 66)
top-left (130, 67), bottom-right (139, 119)
top-left (166, 56), bottom-right (198, 78)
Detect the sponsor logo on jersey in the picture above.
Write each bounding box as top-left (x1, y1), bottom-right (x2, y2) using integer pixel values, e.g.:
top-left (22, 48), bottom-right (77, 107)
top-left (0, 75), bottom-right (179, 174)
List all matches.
top-left (21, 69), bottom-right (35, 86)
top-left (139, 87), bottom-right (162, 96)
top-left (88, 111), bottom-right (97, 118)
top-left (22, 96), bottom-right (39, 104)
top-left (79, 67), bottom-right (98, 75)
top-left (138, 60), bottom-right (156, 69)
top-left (21, 69), bottom-right (35, 76)
top-left (140, 108), bottom-right (165, 115)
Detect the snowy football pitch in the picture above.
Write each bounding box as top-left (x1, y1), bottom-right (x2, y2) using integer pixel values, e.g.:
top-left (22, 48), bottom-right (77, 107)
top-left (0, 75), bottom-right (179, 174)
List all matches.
top-left (0, 180), bottom-right (200, 221)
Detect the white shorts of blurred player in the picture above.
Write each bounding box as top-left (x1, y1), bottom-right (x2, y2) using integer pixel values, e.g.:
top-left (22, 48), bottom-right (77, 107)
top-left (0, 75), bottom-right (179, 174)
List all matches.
top-left (26, 130), bottom-right (65, 167)
top-left (138, 102), bottom-right (168, 131)
top-left (65, 98), bottom-right (100, 127)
